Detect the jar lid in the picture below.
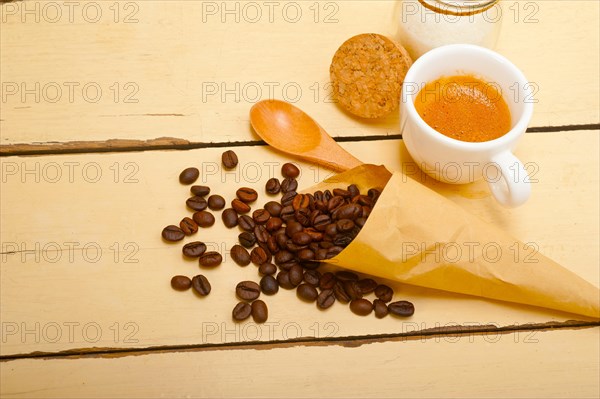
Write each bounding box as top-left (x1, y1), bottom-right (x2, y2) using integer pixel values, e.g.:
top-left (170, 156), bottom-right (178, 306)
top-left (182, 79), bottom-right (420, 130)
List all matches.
top-left (419, 0), bottom-right (499, 16)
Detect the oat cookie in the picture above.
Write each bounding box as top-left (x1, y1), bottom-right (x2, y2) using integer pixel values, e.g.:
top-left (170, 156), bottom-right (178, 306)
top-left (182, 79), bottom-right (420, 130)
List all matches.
top-left (330, 33), bottom-right (413, 118)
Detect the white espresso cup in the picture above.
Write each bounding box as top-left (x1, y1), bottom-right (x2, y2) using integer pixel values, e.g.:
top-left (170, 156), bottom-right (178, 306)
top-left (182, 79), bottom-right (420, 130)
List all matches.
top-left (400, 44), bottom-right (534, 207)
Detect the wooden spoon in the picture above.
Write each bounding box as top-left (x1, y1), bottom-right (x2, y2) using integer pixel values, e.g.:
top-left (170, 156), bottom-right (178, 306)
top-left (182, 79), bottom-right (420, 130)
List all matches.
top-left (250, 100), bottom-right (363, 172)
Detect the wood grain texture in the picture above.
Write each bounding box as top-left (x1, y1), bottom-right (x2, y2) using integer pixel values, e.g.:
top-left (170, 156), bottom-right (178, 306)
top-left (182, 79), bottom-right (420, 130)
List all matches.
top-left (1, 328), bottom-right (599, 398)
top-left (1, 0), bottom-right (599, 149)
top-left (1, 131), bottom-right (598, 356)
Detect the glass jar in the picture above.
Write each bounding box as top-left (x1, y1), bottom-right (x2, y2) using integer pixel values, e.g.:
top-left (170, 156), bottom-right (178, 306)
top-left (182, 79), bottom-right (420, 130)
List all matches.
top-left (397, 0), bottom-right (503, 59)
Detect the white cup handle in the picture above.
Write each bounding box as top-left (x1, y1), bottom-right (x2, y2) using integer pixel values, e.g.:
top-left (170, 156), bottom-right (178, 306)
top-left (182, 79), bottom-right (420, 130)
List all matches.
top-left (485, 151), bottom-right (531, 207)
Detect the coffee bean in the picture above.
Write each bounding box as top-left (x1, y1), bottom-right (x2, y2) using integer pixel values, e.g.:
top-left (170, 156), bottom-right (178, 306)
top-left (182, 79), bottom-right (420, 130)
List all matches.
top-left (238, 232), bottom-right (256, 248)
top-left (373, 299), bottom-right (389, 318)
top-left (317, 289), bottom-right (335, 309)
top-left (236, 214), bottom-right (255, 231)
top-left (250, 246), bottom-right (269, 265)
top-left (277, 271), bottom-right (294, 289)
top-left (297, 248), bottom-right (315, 261)
top-left (265, 178), bottom-right (281, 194)
top-left (288, 264), bottom-right (304, 287)
top-left (222, 208), bottom-right (238, 228)
top-left (191, 185), bottom-right (210, 197)
top-left (355, 217), bottom-right (367, 228)
top-left (265, 217), bottom-right (282, 232)
top-left (258, 262), bottom-right (277, 275)
top-left (266, 236), bottom-right (279, 254)
top-left (222, 150), bottom-right (238, 169)
top-left (236, 281), bottom-right (261, 301)
top-left (236, 187), bottom-right (258, 203)
top-left (231, 199), bottom-right (251, 214)
top-left (192, 211), bottom-right (215, 228)
top-left (357, 278), bottom-right (378, 295)
top-left (291, 231), bottom-right (312, 246)
top-left (334, 203), bottom-right (362, 220)
top-left (280, 191), bottom-right (297, 207)
top-left (292, 194), bottom-right (311, 210)
top-left (280, 177), bottom-right (298, 193)
top-left (343, 280), bottom-right (363, 300)
top-left (388, 301), bottom-right (415, 317)
top-left (198, 251), bottom-right (222, 267)
top-left (179, 167), bottom-right (199, 184)
top-left (285, 221), bottom-right (303, 237)
top-left (162, 225), bottom-right (185, 242)
top-left (336, 219), bottom-right (355, 233)
top-left (333, 281), bottom-right (351, 303)
top-left (294, 208), bottom-right (311, 226)
top-left (319, 272), bottom-right (337, 290)
top-left (252, 209), bottom-right (270, 224)
top-left (350, 299), bottom-right (373, 316)
top-left (232, 302), bottom-right (252, 321)
top-left (253, 225), bottom-right (269, 244)
top-left (281, 163), bottom-right (300, 178)
top-left (251, 300), bottom-right (268, 323)
top-left (347, 184), bottom-right (360, 198)
top-left (171, 275), bottom-right (192, 291)
top-left (264, 201), bottom-right (283, 217)
top-left (303, 269), bottom-right (321, 287)
top-left (374, 284), bottom-right (394, 302)
top-left (191, 274), bottom-right (211, 296)
top-left (186, 196), bottom-right (208, 211)
top-left (274, 250), bottom-right (294, 266)
top-left (260, 275), bottom-right (279, 295)
top-left (182, 241), bottom-right (207, 258)
top-left (312, 214), bottom-right (331, 231)
top-left (207, 195), bottom-right (226, 210)
top-left (333, 188), bottom-right (351, 199)
top-left (335, 271), bottom-right (359, 281)
top-left (296, 283), bottom-right (318, 302)
top-left (180, 217), bottom-right (198, 235)
top-left (230, 244), bottom-right (251, 266)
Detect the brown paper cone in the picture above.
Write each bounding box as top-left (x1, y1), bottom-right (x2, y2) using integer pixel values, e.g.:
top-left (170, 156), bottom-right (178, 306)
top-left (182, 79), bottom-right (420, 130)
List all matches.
top-left (310, 164), bottom-right (600, 318)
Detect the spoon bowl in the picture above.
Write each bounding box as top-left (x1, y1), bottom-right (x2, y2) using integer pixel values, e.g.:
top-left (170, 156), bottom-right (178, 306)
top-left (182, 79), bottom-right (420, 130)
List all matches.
top-left (250, 100), bottom-right (363, 172)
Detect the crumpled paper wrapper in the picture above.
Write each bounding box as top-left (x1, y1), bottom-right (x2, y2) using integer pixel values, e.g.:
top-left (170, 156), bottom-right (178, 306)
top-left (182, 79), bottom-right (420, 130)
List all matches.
top-left (308, 164), bottom-right (600, 318)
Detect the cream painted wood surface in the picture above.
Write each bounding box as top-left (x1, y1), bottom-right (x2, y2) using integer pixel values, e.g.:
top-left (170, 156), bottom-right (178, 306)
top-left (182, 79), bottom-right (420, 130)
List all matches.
top-left (1, 328), bottom-right (599, 398)
top-left (1, 0), bottom-right (599, 147)
top-left (1, 131), bottom-right (598, 356)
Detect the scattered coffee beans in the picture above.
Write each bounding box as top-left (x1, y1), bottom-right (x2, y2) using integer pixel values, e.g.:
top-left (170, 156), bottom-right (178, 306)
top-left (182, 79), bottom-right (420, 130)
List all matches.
top-left (236, 281), bottom-right (261, 301)
top-left (251, 300), bottom-right (268, 323)
top-left (230, 244), bottom-right (251, 266)
top-left (171, 275), bottom-right (192, 291)
top-left (207, 195), bottom-right (226, 210)
top-left (232, 302), bottom-right (252, 321)
top-left (281, 163), bottom-right (300, 178)
top-left (222, 150), bottom-right (238, 169)
top-left (192, 274), bottom-right (211, 296)
top-left (182, 241), bottom-right (207, 258)
top-left (162, 225), bottom-right (185, 242)
top-left (164, 157), bottom-right (417, 323)
top-left (179, 167), bottom-right (199, 184)
top-left (198, 251), bottom-right (222, 267)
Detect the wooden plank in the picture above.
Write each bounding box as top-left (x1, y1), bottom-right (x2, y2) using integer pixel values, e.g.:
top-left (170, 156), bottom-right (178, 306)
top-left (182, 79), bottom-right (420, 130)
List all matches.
top-left (1, 1), bottom-right (598, 148)
top-left (1, 131), bottom-right (597, 356)
top-left (1, 327), bottom-right (599, 398)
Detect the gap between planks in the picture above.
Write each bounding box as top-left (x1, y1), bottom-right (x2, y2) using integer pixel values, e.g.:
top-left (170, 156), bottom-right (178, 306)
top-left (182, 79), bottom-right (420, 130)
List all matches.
top-left (0, 123), bottom-right (598, 157)
top-left (1, 320), bottom-right (598, 363)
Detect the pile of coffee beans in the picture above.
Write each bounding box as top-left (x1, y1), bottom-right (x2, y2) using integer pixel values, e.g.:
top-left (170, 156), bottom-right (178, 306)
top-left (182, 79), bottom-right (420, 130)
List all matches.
top-left (162, 151), bottom-right (415, 323)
